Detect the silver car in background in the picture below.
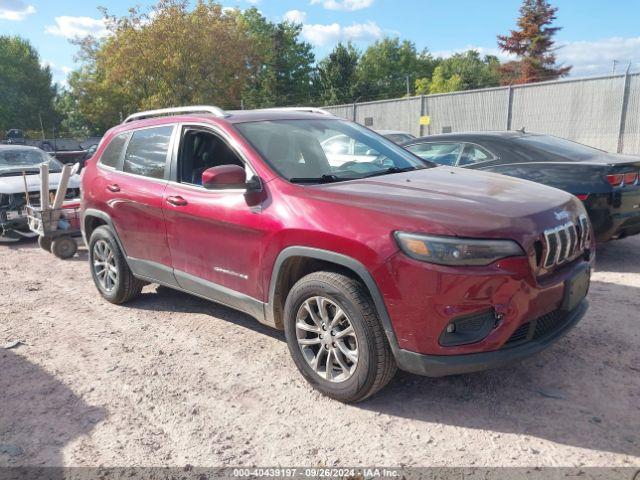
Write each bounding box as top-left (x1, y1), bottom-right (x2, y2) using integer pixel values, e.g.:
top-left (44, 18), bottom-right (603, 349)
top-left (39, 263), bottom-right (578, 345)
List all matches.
top-left (0, 145), bottom-right (81, 242)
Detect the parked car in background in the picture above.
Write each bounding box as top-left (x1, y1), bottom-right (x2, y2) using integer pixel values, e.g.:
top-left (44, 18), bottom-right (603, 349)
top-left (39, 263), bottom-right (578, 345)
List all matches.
top-left (403, 131), bottom-right (640, 243)
top-left (0, 145), bottom-right (81, 242)
top-left (80, 137), bottom-right (103, 151)
top-left (37, 138), bottom-right (89, 165)
top-left (375, 130), bottom-right (415, 143)
top-left (81, 106), bottom-right (593, 402)
top-left (3, 129), bottom-right (26, 145)
top-left (321, 132), bottom-right (385, 167)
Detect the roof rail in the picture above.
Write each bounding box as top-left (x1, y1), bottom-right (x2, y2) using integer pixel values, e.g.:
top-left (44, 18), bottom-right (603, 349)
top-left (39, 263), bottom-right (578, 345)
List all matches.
top-left (123, 105), bottom-right (227, 123)
top-left (263, 107), bottom-right (334, 116)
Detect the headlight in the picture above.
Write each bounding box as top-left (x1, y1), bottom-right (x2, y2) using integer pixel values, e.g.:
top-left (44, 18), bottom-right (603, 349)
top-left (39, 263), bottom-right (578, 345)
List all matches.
top-left (394, 232), bottom-right (525, 266)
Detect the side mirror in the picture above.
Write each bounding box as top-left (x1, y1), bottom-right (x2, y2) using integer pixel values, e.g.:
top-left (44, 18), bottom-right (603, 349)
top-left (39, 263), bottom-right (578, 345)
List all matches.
top-left (202, 165), bottom-right (250, 190)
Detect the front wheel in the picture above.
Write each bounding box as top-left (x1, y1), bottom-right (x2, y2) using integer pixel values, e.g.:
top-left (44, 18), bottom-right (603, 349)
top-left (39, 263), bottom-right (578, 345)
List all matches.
top-left (283, 271), bottom-right (396, 403)
top-left (89, 226), bottom-right (143, 304)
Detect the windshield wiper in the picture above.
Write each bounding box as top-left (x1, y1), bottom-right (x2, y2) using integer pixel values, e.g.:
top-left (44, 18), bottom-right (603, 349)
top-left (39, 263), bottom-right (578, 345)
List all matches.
top-left (361, 166), bottom-right (424, 178)
top-left (289, 174), bottom-right (348, 184)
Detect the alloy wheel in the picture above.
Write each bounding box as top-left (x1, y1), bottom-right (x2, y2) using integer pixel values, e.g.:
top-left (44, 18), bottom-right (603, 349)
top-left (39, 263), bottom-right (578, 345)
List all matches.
top-left (295, 295), bottom-right (359, 382)
top-left (93, 239), bottom-right (118, 292)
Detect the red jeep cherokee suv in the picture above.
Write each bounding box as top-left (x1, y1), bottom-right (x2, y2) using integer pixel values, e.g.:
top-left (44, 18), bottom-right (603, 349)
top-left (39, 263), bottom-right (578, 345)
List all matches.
top-left (81, 106), bottom-right (594, 402)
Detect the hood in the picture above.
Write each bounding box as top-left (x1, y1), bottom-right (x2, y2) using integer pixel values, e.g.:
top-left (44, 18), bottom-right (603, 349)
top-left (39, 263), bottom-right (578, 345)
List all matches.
top-left (310, 167), bottom-right (585, 248)
top-left (0, 171), bottom-right (81, 195)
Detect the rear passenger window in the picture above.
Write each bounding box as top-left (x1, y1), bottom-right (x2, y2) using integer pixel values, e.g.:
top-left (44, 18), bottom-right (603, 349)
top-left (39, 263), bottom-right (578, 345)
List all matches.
top-left (99, 132), bottom-right (129, 168)
top-left (123, 126), bottom-right (173, 179)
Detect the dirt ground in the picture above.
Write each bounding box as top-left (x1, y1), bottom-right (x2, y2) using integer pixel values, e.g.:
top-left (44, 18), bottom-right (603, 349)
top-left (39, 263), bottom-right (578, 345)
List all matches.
top-left (1, 235), bottom-right (639, 468)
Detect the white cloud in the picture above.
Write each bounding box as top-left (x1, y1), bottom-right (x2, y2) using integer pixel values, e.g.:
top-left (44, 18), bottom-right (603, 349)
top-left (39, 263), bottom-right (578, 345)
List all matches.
top-left (310, 0), bottom-right (374, 11)
top-left (0, 0), bottom-right (35, 21)
top-left (302, 20), bottom-right (382, 46)
top-left (45, 16), bottom-right (109, 39)
top-left (557, 37), bottom-right (640, 75)
top-left (284, 9), bottom-right (307, 24)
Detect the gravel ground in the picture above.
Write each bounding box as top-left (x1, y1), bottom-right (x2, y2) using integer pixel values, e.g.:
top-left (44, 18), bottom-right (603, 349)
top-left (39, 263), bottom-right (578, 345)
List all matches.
top-left (0, 236), bottom-right (639, 468)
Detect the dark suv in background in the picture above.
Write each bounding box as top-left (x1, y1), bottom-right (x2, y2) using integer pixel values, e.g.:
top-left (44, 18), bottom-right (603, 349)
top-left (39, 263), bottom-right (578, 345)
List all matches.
top-left (81, 106), bottom-right (593, 402)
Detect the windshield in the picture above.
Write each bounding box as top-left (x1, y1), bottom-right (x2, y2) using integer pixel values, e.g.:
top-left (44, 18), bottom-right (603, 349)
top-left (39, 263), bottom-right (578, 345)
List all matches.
top-left (235, 119), bottom-right (431, 183)
top-left (514, 135), bottom-right (605, 161)
top-left (0, 148), bottom-right (62, 173)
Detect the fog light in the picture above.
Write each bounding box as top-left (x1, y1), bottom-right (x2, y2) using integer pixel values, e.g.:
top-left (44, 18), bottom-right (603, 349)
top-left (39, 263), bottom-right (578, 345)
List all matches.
top-left (439, 310), bottom-right (496, 347)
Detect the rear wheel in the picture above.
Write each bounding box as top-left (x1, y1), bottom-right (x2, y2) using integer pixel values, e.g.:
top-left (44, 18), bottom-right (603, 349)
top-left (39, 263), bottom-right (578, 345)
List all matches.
top-left (89, 226), bottom-right (143, 304)
top-left (283, 271), bottom-right (396, 403)
top-left (37, 235), bottom-right (52, 252)
top-left (51, 236), bottom-right (77, 259)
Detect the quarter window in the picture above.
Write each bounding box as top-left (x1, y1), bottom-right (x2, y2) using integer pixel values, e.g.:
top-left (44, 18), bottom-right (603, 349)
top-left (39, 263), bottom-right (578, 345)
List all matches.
top-left (123, 126), bottom-right (173, 179)
top-left (459, 144), bottom-right (494, 166)
top-left (406, 142), bottom-right (462, 166)
top-left (99, 132), bottom-right (129, 168)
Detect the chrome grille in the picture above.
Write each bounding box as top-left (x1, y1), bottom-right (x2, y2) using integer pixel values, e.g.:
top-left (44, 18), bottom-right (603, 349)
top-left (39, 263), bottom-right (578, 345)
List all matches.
top-left (542, 214), bottom-right (590, 269)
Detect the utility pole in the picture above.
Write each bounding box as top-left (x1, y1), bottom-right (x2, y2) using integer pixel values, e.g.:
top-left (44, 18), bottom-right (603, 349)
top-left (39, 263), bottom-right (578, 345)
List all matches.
top-left (612, 60), bottom-right (618, 75)
top-left (406, 75), bottom-right (411, 97)
top-left (38, 113), bottom-right (45, 140)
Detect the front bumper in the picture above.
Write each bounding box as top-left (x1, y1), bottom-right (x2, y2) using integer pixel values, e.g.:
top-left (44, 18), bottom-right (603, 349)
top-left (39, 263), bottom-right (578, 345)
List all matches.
top-left (0, 213), bottom-right (32, 240)
top-left (394, 299), bottom-right (588, 377)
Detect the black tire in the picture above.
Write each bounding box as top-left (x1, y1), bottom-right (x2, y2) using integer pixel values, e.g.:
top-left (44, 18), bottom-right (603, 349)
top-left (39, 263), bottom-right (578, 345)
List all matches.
top-left (89, 226), bottom-right (143, 304)
top-left (283, 271), bottom-right (397, 403)
top-left (37, 235), bottom-right (52, 252)
top-left (51, 236), bottom-right (77, 259)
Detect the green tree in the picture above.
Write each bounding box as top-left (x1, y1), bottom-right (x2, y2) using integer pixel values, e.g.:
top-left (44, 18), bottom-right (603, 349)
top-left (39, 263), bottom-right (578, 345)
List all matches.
top-left (416, 66), bottom-right (463, 94)
top-left (240, 7), bottom-right (316, 108)
top-left (54, 89), bottom-right (93, 137)
top-left (355, 38), bottom-right (437, 101)
top-left (415, 50), bottom-right (500, 94)
top-left (497, 0), bottom-right (570, 84)
top-left (70, 0), bottom-right (258, 132)
top-left (0, 36), bottom-right (57, 135)
top-left (316, 43), bottom-right (360, 105)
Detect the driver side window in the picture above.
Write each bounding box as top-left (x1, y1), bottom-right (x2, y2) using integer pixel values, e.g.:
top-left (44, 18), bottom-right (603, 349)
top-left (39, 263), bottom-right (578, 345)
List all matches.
top-left (178, 128), bottom-right (246, 186)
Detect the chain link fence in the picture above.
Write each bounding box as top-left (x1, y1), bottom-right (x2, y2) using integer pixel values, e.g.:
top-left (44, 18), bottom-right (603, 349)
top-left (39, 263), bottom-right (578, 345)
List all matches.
top-left (324, 72), bottom-right (640, 154)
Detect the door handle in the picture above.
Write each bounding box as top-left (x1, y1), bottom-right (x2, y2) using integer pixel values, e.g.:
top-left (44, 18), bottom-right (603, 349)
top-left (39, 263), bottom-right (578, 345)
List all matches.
top-left (106, 184), bottom-right (120, 192)
top-left (166, 195), bottom-right (188, 207)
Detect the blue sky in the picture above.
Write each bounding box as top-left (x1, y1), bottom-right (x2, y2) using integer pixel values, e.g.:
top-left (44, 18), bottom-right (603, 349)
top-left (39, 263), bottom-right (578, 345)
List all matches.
top-left (2, 0), bottom-right (640, 85)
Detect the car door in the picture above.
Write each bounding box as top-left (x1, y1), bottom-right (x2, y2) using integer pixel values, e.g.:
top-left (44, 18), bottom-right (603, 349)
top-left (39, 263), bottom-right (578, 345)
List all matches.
top-left (162, 124), bottom-right (270, 318)
top-left (101, 124), bottom-right (177, 284)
